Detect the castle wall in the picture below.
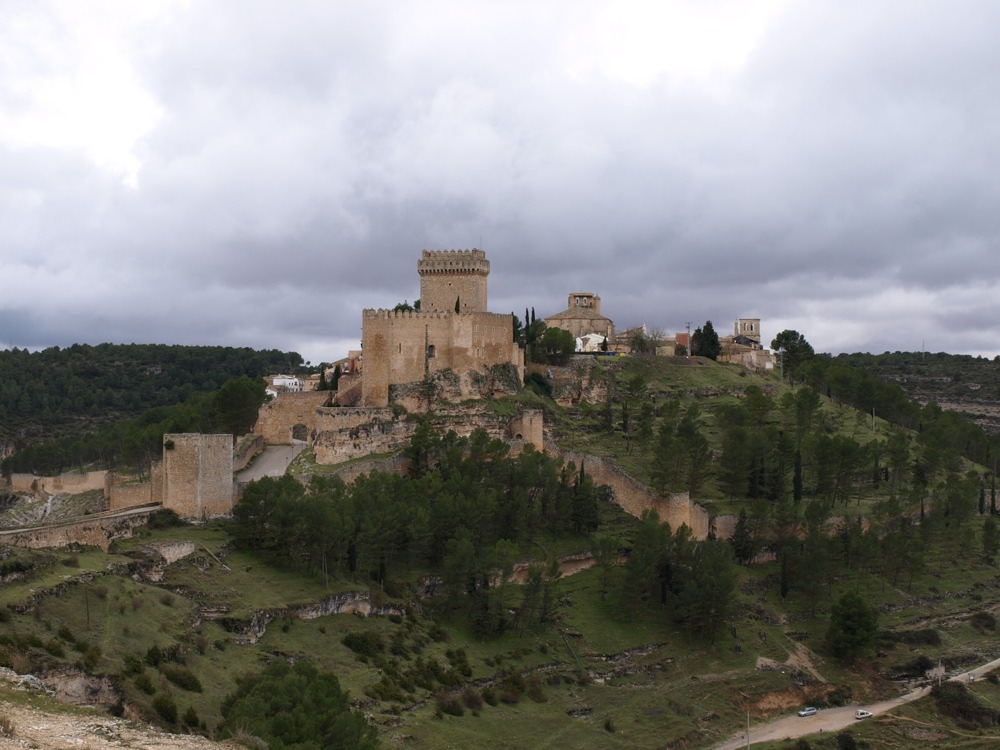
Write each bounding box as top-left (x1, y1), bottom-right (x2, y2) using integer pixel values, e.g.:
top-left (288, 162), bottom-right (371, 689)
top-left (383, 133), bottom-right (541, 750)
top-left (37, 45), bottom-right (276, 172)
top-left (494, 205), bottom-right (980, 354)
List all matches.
top-left (556, 450), bottom-right (712, 539)
top-left (162, 434), bottom-right (234, 520)
top-left (255, 391), bottom-right (331, 444)
top-left (360, 309), bottom-right (520, 407)
top-left (8, 471), bottom-right (108, 496)
top-left (108, 480), bottom-right (153, 511)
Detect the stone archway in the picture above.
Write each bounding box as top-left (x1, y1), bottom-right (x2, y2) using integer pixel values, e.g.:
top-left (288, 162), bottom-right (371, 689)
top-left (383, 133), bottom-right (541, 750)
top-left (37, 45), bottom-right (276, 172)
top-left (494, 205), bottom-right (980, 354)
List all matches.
top-left (291, 423), bottom-right (308, 442)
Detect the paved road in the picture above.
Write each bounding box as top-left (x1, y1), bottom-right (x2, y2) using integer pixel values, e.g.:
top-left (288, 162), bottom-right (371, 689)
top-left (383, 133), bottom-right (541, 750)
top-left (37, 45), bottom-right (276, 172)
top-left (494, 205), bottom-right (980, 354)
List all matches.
top-left (236, 441), bottom-right (305, 483)
top-left (714, 656), bottom-right (1000, 749)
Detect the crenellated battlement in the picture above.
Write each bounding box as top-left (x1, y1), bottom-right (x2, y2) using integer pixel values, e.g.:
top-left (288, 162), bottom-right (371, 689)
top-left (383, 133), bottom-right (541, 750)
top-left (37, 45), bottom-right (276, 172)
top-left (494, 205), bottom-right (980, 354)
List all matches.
top-left (362, 309), bottom-right (512, 322)
top-left (418, 249), bottom-right (489, 277)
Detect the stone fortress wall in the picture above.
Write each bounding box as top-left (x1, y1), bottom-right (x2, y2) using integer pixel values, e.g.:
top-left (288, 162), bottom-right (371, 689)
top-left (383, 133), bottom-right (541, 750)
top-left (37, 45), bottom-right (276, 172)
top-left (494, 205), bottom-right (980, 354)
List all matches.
top-left (360, 249), bottom-right (523, 408)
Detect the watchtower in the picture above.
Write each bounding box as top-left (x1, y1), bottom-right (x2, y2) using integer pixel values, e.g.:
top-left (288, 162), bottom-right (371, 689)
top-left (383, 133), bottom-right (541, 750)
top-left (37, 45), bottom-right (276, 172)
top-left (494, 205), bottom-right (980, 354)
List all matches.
top-left (418, 249), bottom-right (489, 313)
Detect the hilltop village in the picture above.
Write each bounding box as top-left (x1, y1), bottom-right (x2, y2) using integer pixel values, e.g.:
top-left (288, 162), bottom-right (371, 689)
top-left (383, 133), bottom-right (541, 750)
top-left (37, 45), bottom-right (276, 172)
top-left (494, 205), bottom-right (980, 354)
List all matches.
top-left (3, 249), bottom-right (774, 542)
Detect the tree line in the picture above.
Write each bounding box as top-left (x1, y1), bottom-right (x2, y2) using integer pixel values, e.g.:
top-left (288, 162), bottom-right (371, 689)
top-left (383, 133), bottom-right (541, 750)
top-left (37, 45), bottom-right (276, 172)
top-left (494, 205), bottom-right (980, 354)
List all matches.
top-left (2, 376), bottom-right (266, 477)
top-left (0, 343), bottom-right (301, 450)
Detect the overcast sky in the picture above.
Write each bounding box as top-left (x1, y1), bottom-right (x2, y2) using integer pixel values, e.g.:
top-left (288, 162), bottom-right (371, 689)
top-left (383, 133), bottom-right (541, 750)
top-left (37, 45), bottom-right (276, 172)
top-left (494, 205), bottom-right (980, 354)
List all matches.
top-left (4, 0), bottom-right (1000, 364)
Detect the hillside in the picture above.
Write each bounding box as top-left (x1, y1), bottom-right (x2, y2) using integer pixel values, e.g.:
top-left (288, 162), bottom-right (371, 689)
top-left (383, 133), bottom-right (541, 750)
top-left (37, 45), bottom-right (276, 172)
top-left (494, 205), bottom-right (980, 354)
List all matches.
top-left (836, 351), bottom-right (1000, 434)
top-left (3, 354), bottom-right (1000, 748)
top-left (0, 343), bottom-right (304, 457)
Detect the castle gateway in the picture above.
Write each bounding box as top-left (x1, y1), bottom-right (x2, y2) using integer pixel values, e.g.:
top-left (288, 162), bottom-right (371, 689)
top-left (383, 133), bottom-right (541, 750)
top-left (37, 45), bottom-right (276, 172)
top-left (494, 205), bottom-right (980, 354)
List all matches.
top-left (360, 249), bottom-right (524, 407)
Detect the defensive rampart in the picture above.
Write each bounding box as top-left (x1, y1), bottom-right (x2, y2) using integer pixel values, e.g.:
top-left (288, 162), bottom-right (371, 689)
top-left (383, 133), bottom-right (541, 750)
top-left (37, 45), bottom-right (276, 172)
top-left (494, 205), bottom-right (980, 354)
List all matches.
top-left (8, 471), bottom-right (109, 496)
top-left (556, 449), bottom-right (712, 539)
top-left (255, 391), bottom-right (332, 444)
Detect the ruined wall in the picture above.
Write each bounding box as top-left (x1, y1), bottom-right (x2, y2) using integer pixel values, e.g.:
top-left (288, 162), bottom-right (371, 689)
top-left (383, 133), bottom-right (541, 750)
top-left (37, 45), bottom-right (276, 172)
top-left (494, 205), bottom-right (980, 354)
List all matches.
top-left (556, 450), bottom-right (713, 539)
top-left (255, 391), bottom-right (331, 444)
top-left (8, 471), bottom-right (108, 496)
top-left (162, 434), bottom-right (234, 520)
top-left (510, 410), bottom-right (544, 450)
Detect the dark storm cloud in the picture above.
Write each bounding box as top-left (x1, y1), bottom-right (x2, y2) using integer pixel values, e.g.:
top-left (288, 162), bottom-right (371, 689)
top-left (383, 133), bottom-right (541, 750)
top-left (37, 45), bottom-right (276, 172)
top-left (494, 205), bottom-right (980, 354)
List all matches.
top-left (4, 0), bottom-right (1000, 362)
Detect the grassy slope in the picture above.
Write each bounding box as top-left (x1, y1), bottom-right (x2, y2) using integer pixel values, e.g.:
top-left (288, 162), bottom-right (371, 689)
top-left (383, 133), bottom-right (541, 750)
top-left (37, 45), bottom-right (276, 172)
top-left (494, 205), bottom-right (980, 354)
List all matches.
top-left (3, 355), bottom-right (1000, 747)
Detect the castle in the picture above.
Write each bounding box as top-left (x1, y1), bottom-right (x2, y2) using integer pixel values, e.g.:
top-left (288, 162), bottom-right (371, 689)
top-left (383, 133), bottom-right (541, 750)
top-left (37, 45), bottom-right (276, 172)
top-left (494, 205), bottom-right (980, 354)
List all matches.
top-left (359, 250), bottom-right (524, 407)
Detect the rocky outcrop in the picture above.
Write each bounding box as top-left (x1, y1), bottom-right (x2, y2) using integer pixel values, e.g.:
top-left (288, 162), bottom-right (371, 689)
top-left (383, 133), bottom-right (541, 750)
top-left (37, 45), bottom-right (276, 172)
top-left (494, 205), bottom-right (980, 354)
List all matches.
top-left (208, 590), bottom-right (404, 644)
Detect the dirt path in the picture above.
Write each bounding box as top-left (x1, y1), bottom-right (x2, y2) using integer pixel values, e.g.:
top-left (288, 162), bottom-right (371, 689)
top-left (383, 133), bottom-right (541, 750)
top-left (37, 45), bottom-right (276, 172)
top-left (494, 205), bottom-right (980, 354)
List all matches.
top-left (0, 694), bottom-right (238, 750)
top-left (714, 655), bottom-right (1000, 749)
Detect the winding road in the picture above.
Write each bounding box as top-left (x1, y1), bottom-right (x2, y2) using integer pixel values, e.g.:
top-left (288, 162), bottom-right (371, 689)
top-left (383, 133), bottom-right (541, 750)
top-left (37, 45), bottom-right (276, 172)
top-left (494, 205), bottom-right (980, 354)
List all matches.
top-left (714, 656), bottom-right (1000, 749)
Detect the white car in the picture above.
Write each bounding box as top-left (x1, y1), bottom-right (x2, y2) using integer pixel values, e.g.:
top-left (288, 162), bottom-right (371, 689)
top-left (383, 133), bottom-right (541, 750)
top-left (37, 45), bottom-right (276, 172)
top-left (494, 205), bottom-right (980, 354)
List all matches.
top-left (855, 709), bottom-right (872, 719)
top-left (797, 707), bottom-right (818, 717)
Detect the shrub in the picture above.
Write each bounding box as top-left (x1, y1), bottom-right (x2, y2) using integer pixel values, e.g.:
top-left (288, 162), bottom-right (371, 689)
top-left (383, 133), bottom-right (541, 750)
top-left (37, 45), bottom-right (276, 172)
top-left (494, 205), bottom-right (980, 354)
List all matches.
top-left (145, 645), bottom-right (163, 667)
top-left (461, 686), bottom-right (483, 710)
top-left (481, 687), bottom-right (498, 706)
top-left (604, 717), bottom-right (615, 732)
top-left (0, 713), bottom-right (13, 738)
top-left (135, 671), bottom-right (155, 694)
top-left (147, 509), bottom-right (183, 529)
top-left (970, 611), bottom-right (997, 633)
top-left (435, 692), bottom-right (465, 717)
top-left (57, 626), bottom-right (78, 649)
top-left (93, 585), bottom-right (108, 600)
top-left (836, 731), bottom-right (857, 750)
top-left (122, 654), bottom-right (144, 676)
top-left (160, 663), bottom-right (203, 692)
top-left (341, 631), bottom-right (385, 659)
top-left (80, 644), bottom-right (101, 671)
top-left (152, 692), bottom-right (178, 724)
top-left (159, 592), bottom-right (175, 607)
top-left (43, 639), bottom-right (65, 658)
top-left (182, 705), bottom-right (200, 728)
top-left (61, 555), bottom-right (79, 568)
top-left (526, 676), bottom-right (547, 703)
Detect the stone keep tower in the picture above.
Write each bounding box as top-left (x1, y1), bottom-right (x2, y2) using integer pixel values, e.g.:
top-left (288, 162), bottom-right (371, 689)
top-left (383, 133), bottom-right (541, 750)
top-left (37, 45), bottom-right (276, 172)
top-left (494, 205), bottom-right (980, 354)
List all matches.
top-left (418, 249), bottom-right (489, 313)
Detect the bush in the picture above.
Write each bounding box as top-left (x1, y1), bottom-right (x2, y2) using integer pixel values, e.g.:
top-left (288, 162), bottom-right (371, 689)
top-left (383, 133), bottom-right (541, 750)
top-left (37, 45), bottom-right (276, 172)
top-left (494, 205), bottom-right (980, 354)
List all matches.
top-left (435, 692), bottom-right (464, 717)
top-left (0, 713), bottom-right (13, 738)
top-left (461, 686), bottom-right (483, 710)
top-left (145, 645), bottom-right (162, 667)
top-left (92, 585), bottom-right (108, 599)
top-left (160, 663), bottom-right (202, 692)
top-left (342, 631), bottom-right (385, 660)
top-left (182, 705), bottom-right (199, 728)
top-left (147, 508), bottom-right (184, 529)
top-left (970, 611), bottom-right (997, 633)
top-left (159, 592), bottom-right (175, 607)
top-left (481, 687), bottom-right (498, 706)
top-left (135, 671), bottom-right (155, 695)
top-left (836, 731), bottom-right (857, 750)
top-left (152, 692), bottom-right (178, 724)
top-left (933, 682), bottom-right (1000, 729)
